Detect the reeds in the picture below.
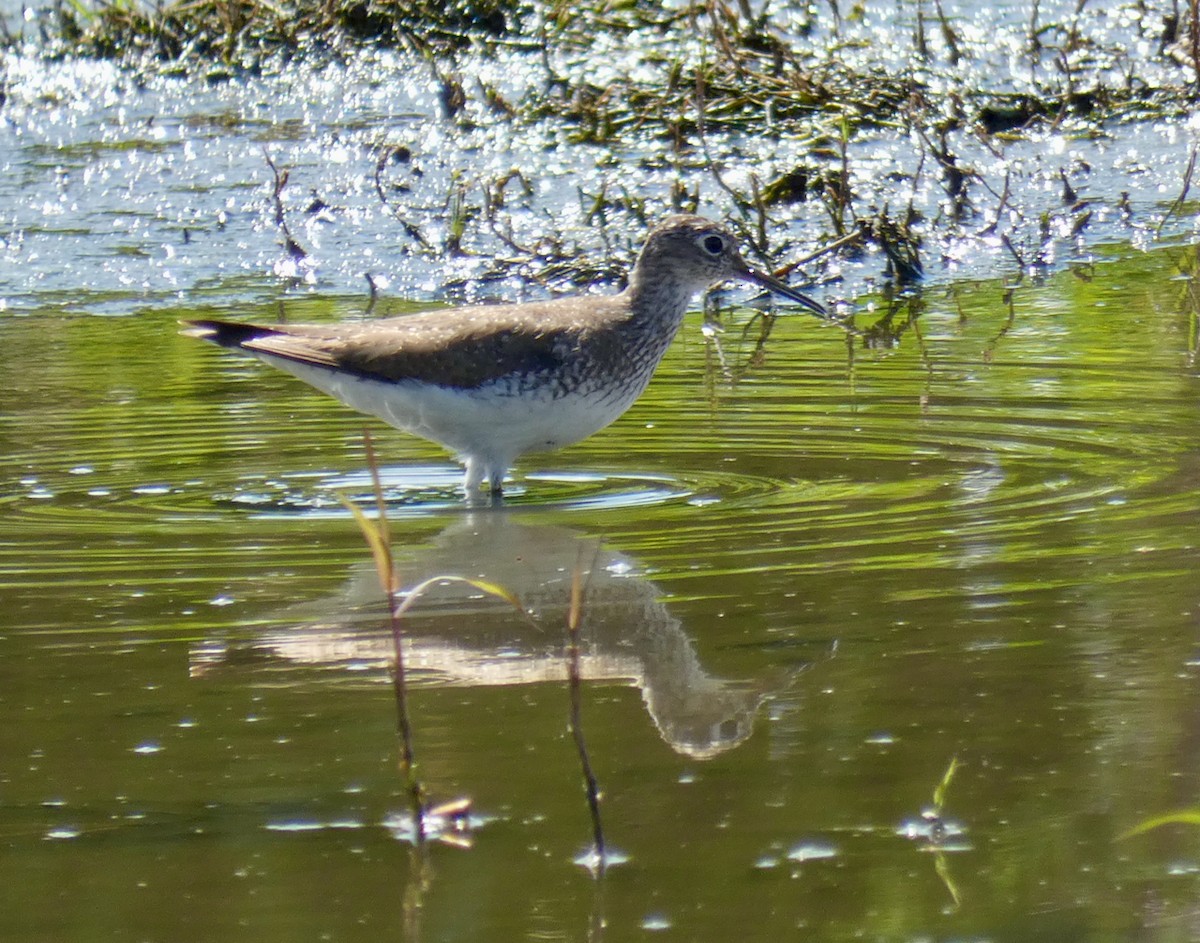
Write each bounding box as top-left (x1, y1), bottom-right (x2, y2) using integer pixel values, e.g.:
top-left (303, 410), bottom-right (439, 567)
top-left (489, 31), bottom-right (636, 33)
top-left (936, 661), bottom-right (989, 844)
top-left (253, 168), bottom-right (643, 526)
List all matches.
top-left (566, 549), bottom-right (607, 871)
top-left (336, 429), bottom-right (425, 835)
top-left (339, 430), bottom-right (610, 868)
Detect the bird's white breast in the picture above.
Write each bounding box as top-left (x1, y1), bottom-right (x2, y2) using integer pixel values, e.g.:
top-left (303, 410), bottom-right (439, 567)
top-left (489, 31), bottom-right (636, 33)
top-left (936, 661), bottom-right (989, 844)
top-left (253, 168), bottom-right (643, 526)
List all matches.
top-left (255, 354), bottom-right (650, 466)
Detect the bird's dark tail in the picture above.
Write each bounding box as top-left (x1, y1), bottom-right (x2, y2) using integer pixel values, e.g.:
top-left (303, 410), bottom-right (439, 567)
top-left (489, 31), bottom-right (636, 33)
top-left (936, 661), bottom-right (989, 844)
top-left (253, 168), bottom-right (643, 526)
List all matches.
top-left (179, 319), bottom-right (276, 349)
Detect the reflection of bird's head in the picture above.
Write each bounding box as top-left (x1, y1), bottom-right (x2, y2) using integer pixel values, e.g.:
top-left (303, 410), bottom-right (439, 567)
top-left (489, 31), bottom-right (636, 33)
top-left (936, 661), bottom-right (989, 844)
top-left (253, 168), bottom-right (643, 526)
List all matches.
top-left (642, 682), bottom-right (765, 760)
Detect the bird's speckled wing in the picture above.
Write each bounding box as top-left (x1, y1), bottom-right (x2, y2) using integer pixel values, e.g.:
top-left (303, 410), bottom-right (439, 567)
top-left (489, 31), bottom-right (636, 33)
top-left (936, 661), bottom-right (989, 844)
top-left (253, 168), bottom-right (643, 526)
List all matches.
top-left (181, 296), bottom-right (630, 390)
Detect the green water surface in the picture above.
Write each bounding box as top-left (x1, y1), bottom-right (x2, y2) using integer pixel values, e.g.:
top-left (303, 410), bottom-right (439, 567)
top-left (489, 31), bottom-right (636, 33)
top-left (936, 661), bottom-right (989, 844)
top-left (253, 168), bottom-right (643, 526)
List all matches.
top-left (3, 242), bottom-right (1200, 941)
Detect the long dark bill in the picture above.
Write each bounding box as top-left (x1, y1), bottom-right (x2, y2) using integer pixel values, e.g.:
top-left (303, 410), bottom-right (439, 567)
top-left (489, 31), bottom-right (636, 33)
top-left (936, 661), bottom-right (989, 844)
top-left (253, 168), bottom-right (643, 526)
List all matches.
top-left (737, 261), bottom-right (828, 319)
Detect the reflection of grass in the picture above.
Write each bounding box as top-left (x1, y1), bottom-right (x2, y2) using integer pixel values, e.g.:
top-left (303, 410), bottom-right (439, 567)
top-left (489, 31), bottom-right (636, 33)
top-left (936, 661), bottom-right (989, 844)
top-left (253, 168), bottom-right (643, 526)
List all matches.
top-left (339, 429), bottom-right (608, 862)
top-left (923, 756), bottom-right (962, 911)
top-left (338, 429), bottom-right (522, 840)
top-left (1120, 810), bottom-right (1200, 840)
top-left (336, 428), bottom-right (426, 837)
top-left (566, 548), bottom-right (607, 872)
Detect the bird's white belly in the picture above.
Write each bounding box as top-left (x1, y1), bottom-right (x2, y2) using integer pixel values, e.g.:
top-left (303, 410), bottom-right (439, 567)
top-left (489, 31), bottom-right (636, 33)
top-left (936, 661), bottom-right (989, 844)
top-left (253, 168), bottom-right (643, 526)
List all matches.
top-left (258, 355), bottom-right (645, 462)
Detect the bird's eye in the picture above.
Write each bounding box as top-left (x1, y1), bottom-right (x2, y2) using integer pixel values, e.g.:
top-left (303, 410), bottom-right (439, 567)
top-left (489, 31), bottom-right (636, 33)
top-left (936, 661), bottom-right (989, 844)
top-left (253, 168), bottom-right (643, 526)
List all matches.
top-left (700, 234), bottom-right (726, 255)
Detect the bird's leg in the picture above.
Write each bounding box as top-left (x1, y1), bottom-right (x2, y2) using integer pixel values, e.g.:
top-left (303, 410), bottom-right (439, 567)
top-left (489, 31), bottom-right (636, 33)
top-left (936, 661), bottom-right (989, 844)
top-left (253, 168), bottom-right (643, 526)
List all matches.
top-left (463, 457), bottom-right (485, 494)
top-left (488, 467), bottom-right (506, 495)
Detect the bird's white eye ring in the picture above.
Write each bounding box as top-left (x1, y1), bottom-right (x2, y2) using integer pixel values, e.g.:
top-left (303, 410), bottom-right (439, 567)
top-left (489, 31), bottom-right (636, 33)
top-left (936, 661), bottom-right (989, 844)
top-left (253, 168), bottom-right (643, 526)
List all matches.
top-left (699, 234), bottom-right (726, 255)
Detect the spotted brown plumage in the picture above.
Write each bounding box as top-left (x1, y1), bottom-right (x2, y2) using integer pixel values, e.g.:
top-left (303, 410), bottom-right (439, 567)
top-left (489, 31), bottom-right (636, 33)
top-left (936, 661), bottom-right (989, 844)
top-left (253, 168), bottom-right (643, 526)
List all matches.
top-left (183, 215), bottom-right (825, 496)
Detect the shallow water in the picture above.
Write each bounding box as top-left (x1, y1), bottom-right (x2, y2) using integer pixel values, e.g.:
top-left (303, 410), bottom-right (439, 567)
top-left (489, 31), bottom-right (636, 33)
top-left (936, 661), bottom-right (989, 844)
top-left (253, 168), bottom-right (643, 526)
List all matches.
top-left (3, 238), bottom-right (1200, 940)
top-left (4, 4), bottom-right (1200, 937)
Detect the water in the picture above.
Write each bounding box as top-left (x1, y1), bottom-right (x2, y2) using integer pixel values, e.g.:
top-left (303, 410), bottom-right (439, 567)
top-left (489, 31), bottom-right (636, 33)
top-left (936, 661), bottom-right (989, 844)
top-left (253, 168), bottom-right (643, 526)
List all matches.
top-left (4, 0), bottom-right (1200, 312)
top-left (4, 6), bottom-right (1200, 939)
top-left (4, 241), bottom-right (1200, 939)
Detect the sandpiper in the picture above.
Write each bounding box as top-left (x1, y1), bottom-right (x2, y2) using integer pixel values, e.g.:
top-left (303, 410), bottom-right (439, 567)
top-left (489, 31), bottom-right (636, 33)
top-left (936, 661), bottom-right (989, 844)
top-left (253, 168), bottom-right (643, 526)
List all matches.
top-left (183, 215), bottom-right (825, 494)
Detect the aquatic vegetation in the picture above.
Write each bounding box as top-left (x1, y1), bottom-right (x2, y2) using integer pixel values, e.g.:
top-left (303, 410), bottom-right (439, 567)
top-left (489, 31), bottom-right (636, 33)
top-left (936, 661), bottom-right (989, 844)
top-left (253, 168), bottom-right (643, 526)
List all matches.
top-left (43, 0), bottom-right (526, 62)
top-left (335, 428), bottom-right (610, 862)
top-left (5, 2), bottom-right (1200, 305)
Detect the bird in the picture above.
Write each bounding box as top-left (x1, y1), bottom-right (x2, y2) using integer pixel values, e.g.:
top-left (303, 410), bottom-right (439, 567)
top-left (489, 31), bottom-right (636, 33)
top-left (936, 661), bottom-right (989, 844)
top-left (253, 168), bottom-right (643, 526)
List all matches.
top-left (182, 214), bottom-right (825, 495)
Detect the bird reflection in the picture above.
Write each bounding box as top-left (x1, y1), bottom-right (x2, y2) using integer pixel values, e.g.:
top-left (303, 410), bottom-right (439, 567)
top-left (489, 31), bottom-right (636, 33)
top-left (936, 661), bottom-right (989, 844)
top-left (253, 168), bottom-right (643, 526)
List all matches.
top-left (192, 511), bottom-right (783, 759)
